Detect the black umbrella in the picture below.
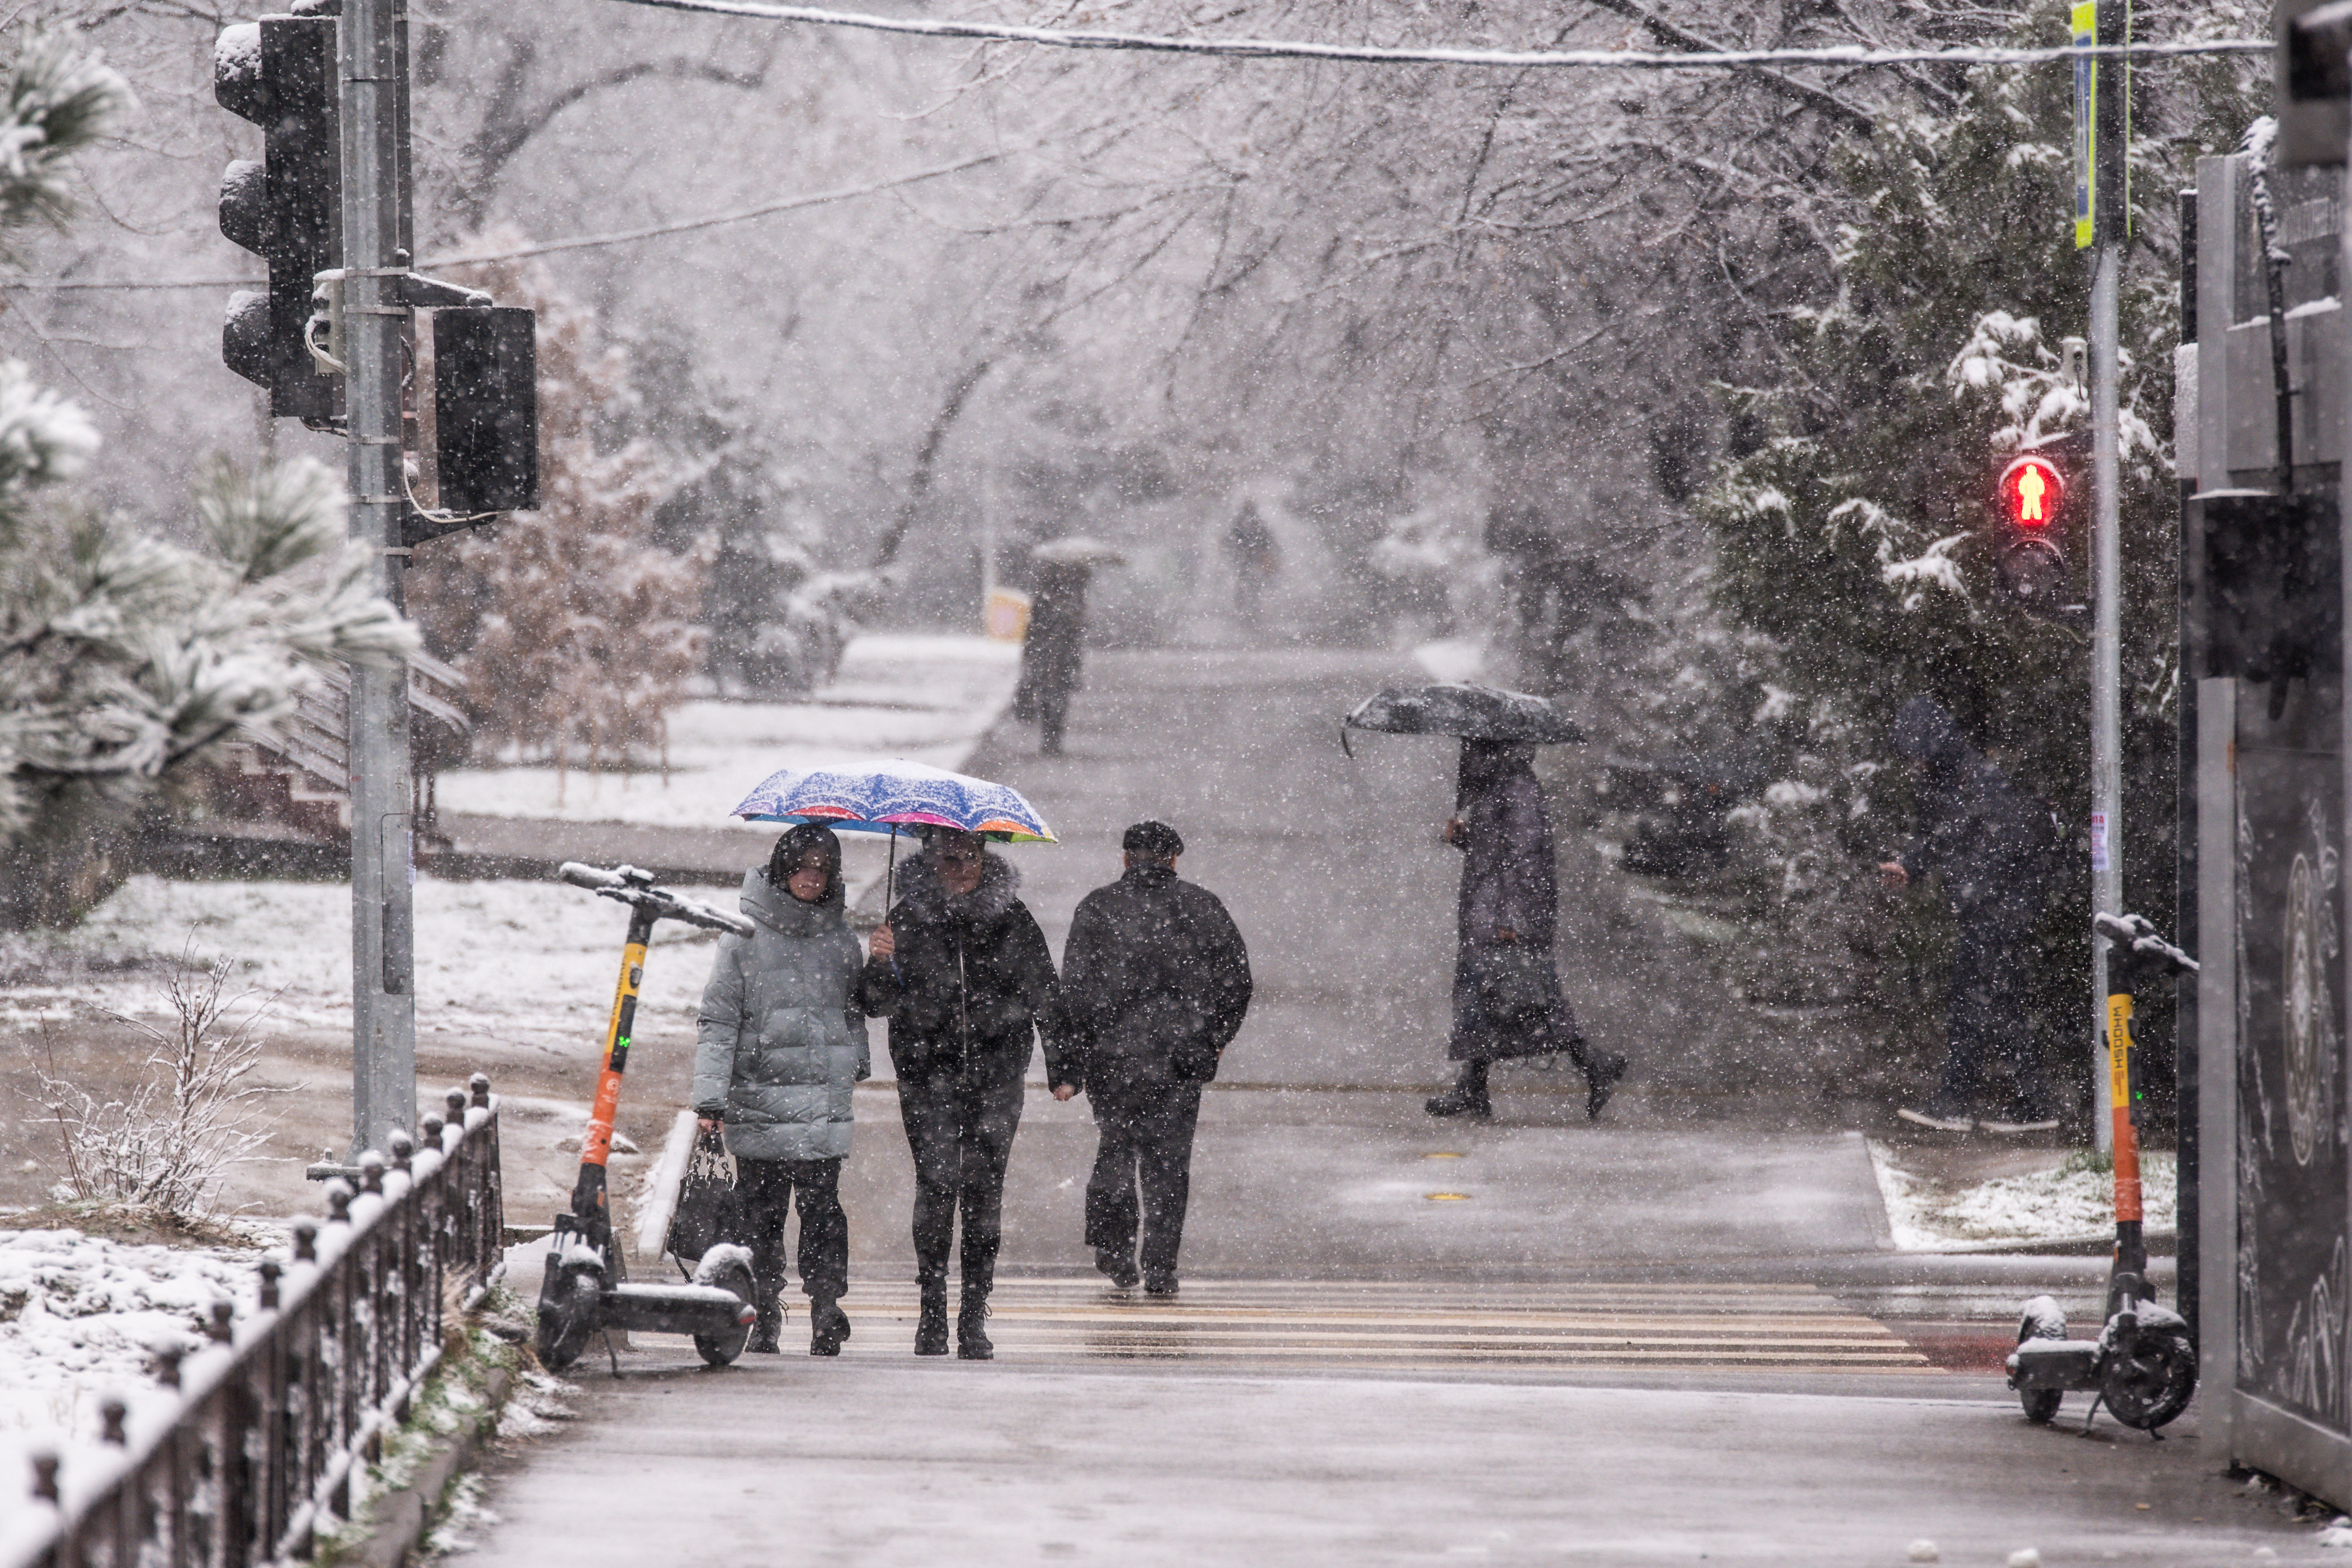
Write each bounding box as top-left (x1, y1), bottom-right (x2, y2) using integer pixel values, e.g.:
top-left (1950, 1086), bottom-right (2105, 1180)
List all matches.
top-left (1340, 683), bottom-right (1586, 755)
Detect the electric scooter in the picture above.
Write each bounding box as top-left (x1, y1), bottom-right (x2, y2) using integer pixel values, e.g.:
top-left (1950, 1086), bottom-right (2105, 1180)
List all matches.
top-left (535, 862), bottom-right (761, 1372)
top-left (2005, 911), bottom-right (2200, 1431)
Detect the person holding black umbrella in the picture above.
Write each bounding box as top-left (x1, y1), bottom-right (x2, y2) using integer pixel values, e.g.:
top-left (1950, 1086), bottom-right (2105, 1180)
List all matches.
top-left (1426, 737), bottom-right (1627, 1120)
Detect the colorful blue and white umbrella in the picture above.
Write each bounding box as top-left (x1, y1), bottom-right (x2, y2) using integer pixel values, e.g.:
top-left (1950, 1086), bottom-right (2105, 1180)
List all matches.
top-left (730, 758), bottom-right (1056, 843)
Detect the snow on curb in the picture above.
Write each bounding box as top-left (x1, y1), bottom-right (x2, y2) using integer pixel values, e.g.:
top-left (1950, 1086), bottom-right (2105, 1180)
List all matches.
top-left (1865, 1139), bottom-right (2176, 1252)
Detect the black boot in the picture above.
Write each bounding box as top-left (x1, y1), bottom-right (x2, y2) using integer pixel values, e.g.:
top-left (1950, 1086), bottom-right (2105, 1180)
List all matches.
top-left (915, 1277), bottom-right (950, 1356)
top-left (956, 1286), bottom-right (995, 1360)
top-left (1425, 1061), bottom-right (1491, 1119)
top-left (748, 1289), bottom-right (784, 1355)
top-left (1095, 1247), bottom-right (1140, 1289)
top-left (809, 1293), bottom-right (850, 1357)
top-left (1582, 1045), bottom-right (1627, 1121)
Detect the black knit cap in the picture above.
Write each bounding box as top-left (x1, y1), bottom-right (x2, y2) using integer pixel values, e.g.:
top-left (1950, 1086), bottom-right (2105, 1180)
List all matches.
top-left (1123, 820), bottom-right (1184, 860)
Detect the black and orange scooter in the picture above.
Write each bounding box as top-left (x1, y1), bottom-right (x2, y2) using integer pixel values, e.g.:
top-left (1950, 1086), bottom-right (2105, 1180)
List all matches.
top-left (2006, 911), bottom-right (2200, 1431)
top-left (535, 862), bottom-right (759, 1372)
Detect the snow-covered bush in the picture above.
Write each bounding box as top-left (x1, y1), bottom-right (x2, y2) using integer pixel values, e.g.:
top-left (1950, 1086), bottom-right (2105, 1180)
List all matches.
top-left (29, 951), bottom-right (277, 1218)
top-left (407, 239), bottom-right (706, 773)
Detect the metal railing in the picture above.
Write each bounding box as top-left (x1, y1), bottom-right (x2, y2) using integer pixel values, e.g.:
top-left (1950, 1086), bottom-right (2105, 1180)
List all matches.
top-left (9, 1075), bottom-right (506, 1568)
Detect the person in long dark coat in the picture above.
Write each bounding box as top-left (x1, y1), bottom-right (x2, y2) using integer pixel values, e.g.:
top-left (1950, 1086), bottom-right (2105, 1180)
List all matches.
top-left (1014, 561), bottom-right (1090, 756)
top-left (861, 829), bottom-right (1059, 1358)
top-left (1050, 820), bottom-right (1252, 1295)
top-left (1427, 738), bottom-right (1625, 1120)
top-left (1875, 697), bottom-right (2058, 1133)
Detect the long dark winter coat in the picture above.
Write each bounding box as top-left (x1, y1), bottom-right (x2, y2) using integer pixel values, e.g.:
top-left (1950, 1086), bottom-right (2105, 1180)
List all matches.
top-left (858, 848), bottom-right (1059, 1079)
top-left (1891, 698), bottom-right (2054, 920)
top-left (1449, 740), bottom-right (1580, 1062)
top-left (1055, 865), bottom-right (1253, 1090)
top-left (693, 869), bottom-right (872, 1162)
top-left (1015, 564), bottom-right (1089, 711)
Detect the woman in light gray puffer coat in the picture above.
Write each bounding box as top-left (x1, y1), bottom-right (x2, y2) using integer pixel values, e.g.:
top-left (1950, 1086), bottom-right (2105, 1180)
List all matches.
top-left (694, 822), bottom-right (882, 1355)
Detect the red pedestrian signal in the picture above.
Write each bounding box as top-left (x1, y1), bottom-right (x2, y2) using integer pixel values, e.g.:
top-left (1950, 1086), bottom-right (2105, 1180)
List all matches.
top-left (1999, 454), bottom-right (2065, 528)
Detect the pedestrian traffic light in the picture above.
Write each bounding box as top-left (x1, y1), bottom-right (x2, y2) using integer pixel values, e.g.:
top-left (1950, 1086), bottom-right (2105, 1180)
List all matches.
top-left (433, 306), bottom-right (540, 515)
top-left (1991, 452), bottom-right (2075, 615)
top-left (215, 15), bottom-right (340, 424)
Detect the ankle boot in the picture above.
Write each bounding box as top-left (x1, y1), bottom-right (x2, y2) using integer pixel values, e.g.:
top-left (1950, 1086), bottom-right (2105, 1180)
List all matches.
top-left (748, 1290), bottom-right (784, 1354)
top-left (1425, 1061), bottom-right (1491, 1119)
top-left (914, 1278), bottom-right (950, 1356)
top-left (809, 1294), bottom-right (850, 1357)
top-left (956, 1287), bottom-right (994, 1360)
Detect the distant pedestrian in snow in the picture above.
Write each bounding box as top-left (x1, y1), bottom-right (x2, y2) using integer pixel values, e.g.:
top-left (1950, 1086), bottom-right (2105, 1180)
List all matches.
top-left (694, 822), bottom-right (877, 1356)
top-left (1877, 698), bottom-right (2059, 1134)
top-left (1014, 560), bottom-right (1090, 756)
top-left (862, 828), bottom-right (1059, 1358)
top-left (1225, 501), bottom-right (1279, 615)
top-left (1427, 739), bottom-right (1626, 1121)
top-left (1051, 821), bottom-right (1252, 1296)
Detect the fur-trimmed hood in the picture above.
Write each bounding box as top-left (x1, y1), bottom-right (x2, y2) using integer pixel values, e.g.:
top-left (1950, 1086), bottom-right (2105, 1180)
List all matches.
top-left (892, 847), bottom-right (1022, 925)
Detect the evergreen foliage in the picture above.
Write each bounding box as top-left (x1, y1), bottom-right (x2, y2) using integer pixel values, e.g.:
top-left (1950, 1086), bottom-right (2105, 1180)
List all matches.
top-left (1687, 0), bottom-right (2262, 1104)
top-left (0, 31), bottom-right (413, 929)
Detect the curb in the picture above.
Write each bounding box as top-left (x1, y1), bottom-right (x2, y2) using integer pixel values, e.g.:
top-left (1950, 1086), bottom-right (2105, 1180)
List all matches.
top-left (340, 1364), bottom-right (515, 1568)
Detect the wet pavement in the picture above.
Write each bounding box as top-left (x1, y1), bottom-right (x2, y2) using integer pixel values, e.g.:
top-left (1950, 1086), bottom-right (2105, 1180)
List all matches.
top-left (446, 643), bottom-right (2287, 1564)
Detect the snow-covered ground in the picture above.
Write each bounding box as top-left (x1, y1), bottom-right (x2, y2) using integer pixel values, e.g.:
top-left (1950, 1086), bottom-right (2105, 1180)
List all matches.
top-left (435, 634), bottom-right (1022, 831)
top-left (6, 632), bottom-right (1029, 1048)
top-left (1868, 1139), bottom-right (2177, 1251)
top-left (0, 1223), bottom-right (275, 1553)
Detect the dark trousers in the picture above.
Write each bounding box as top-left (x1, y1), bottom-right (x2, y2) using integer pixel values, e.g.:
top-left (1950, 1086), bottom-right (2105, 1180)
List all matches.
top-left (897, 1064), bottom-right (1025, 1294)
top-left (729, 1157), bottom-right (847, 1313)
top-left (1939, 902), bottom-right (2051, 1117)
top-left (1038, 685), bottom-right (1071, 755)
top-left (1084, 1071), bottom-right (1204, 1283)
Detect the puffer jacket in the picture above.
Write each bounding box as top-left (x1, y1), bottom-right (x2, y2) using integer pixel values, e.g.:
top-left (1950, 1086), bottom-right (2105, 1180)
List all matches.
top-left (857, 848), bottom-right (1058, 1082)
top-left (693, 868), bottom-right (873, 1162)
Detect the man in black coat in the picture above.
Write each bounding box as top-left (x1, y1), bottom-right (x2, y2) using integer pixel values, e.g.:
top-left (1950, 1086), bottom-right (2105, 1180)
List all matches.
top-left (1876, 697), bottom-right (2059, 1134)
top-left (1051, 820), bottom-right (1252, 1295)
top-left (863, 829), bottom-right (1060, 1357)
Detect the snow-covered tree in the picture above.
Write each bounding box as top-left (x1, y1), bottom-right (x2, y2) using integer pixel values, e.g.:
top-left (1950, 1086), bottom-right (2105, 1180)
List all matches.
top-left (0, 31), bottom-right (415, 929)
top-left (406, 240), bottom-right (705, 773)
top-left (1688, 0), bottom-right (2261, 1104)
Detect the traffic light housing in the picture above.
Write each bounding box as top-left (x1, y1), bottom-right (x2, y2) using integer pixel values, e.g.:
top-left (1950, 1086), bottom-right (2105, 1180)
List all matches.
top-left (434, 307), bottom-right (540, 515)
top-left (215, 16), bottom-right (340, 423)
top-left (1991, 451), bottom-right (2074, 616)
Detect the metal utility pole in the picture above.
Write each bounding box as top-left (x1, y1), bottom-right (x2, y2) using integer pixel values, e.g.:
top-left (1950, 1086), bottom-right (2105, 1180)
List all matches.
top-left (2077, 0), bottom-right (2129, 1149)
top-left (342, 0), bottom-right (414, 1156)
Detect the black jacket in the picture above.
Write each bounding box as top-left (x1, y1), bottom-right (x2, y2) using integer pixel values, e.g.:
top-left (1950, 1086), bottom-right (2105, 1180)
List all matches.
top-left (1055, 865), bottom-right (1252, 1089)
top-left (859, 848), bottom-right (1059, 1080)
top-left (1892, 698), bottom-right (2054, 919)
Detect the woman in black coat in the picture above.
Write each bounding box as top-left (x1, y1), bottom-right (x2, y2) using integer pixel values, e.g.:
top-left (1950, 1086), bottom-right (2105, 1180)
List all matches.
top-left (862, 828), bottom-right (1058, 1358)
top-left (1427, 739), bottom-right (1625, 1121)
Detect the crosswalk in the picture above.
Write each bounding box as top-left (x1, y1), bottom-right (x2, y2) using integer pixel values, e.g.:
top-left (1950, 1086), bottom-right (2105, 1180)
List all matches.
top-left (828, 1278), bottom-right (1936, 1373)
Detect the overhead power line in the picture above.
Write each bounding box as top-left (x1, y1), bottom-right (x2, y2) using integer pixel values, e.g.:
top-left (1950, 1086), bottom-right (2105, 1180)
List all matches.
top-left (0, 149), bottom-right (1012, 293)
top-left (595, 0), bottom-right (2269, 70)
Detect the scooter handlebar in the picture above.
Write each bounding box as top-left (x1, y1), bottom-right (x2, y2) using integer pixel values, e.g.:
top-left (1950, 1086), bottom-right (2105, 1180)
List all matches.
top-left (2095, 911), bottom-right (2199, 976)
top-left (556, 862), bottom-right (753, 937)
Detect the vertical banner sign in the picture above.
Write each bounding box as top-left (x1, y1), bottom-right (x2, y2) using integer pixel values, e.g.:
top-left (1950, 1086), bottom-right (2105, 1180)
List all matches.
top-left (2073, 1), bottom-right (2098, 248)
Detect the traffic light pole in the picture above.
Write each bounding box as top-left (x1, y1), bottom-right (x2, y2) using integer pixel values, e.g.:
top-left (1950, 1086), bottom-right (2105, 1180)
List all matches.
top-left (2085, 0), bottom-right (2130, 1152)
top-left (341, 0), bottom-right (414, 1156)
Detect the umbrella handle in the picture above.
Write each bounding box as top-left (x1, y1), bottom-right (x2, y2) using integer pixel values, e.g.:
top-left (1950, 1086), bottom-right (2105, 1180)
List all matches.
top-left (886, 825), bottom-right (902, 985)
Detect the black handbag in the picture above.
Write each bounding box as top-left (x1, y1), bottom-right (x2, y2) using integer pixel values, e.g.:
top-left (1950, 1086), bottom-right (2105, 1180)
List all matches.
top-left (664, 1127), bottom-right (738, 1265)
top-left (1478, 945), bottom-right (1557, 1029)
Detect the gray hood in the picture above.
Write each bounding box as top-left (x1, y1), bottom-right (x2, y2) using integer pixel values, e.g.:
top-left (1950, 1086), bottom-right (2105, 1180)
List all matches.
top-left (739, 868), bottom-right (847, 938)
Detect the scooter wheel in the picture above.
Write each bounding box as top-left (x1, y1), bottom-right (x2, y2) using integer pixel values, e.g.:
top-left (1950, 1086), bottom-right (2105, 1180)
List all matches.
top-left (2019, 1387), bottom-right (2062, 1424)
top-left (695, 1255), bottom-right (756, 1368)
top-left (536, 1269), bottom-right (602, 1373)
top-left (2102, 1327), bottom-right (2197, 1431)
